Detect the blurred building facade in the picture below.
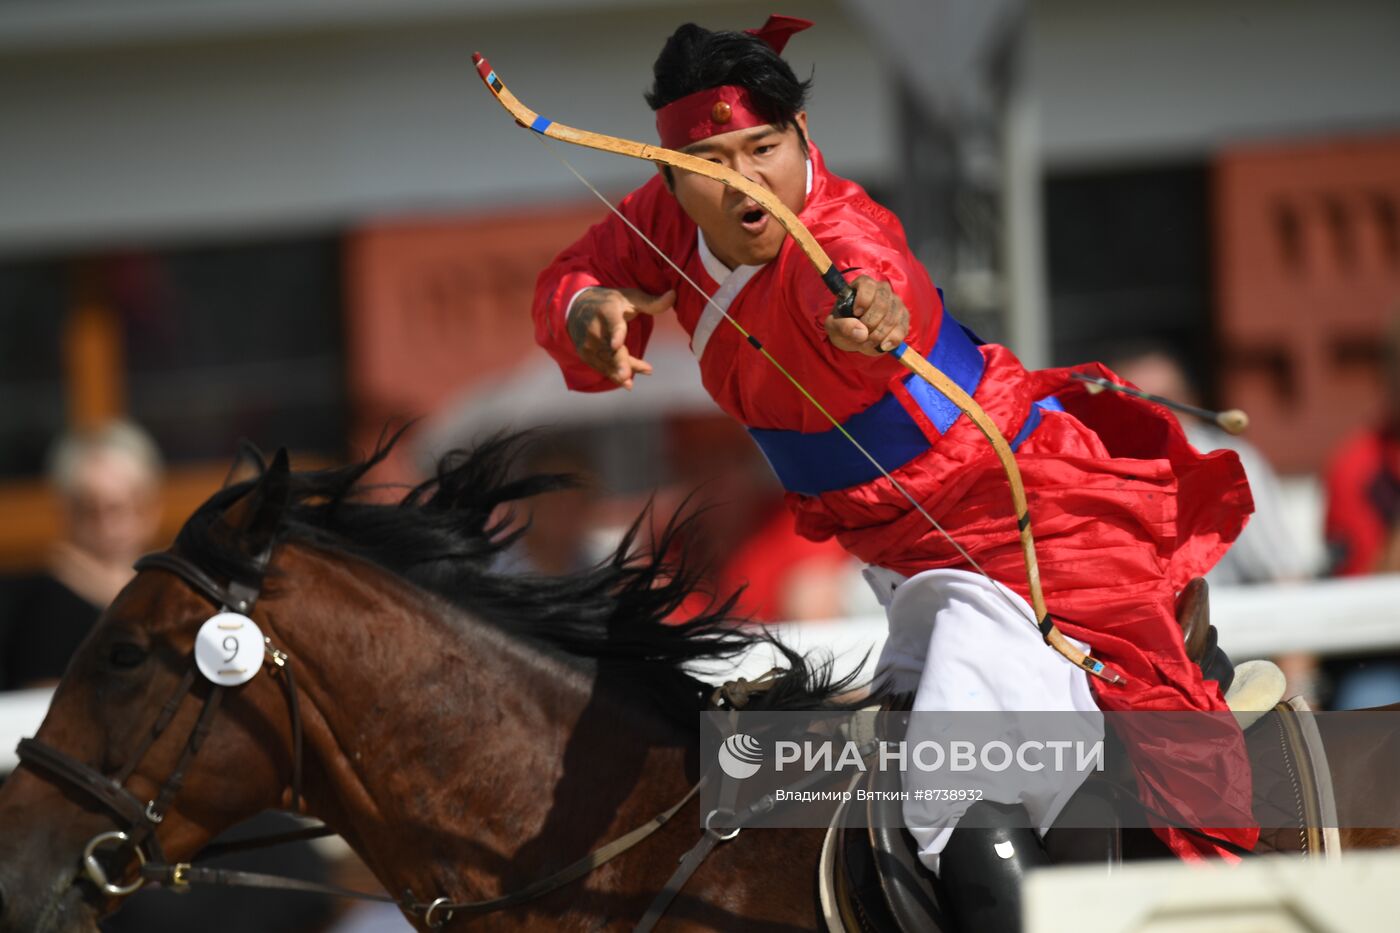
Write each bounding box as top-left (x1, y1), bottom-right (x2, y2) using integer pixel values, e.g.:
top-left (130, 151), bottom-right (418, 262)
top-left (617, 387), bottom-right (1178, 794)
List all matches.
top-left (1, 0), bottom-right (1397, 568)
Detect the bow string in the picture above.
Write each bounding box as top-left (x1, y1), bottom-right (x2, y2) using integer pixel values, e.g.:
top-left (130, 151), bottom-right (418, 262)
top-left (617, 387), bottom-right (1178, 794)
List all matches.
top-left (472, 53), bottom-right (1124, 686)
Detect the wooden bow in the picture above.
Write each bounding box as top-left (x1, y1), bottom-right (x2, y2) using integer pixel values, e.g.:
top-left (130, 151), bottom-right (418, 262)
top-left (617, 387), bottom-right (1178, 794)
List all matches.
top-left (472, 54), bottom-right (1124, 686)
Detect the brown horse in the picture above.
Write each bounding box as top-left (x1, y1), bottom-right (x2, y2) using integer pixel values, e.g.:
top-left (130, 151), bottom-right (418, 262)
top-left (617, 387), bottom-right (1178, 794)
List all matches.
top-left (0, 438), bottom-right (855, 932)
top-left (2, 438), bottom-right (1400, 932)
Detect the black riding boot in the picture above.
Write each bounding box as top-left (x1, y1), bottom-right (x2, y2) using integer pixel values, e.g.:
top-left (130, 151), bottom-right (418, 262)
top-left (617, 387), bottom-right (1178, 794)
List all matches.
top-left (937, 801), bottom-right (1050, 933)
top-left (1197, 624), bottom-right (1236, 695)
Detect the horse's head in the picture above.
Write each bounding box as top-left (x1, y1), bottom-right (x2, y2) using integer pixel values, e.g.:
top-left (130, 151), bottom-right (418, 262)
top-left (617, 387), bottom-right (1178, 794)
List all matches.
top-left (0, 452), bottom-right (304, 933)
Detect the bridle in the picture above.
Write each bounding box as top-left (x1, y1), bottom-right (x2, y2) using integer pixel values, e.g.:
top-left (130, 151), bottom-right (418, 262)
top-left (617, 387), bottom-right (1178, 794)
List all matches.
top-left (9, 544), bottom-right (748, 930)
top-left (13, 547), bottom-right (304, 899)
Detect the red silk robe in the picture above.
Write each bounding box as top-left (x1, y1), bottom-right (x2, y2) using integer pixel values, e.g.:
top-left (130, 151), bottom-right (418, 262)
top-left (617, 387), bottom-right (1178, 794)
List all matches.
top-left (533, 144), bottom-right (1258, 858)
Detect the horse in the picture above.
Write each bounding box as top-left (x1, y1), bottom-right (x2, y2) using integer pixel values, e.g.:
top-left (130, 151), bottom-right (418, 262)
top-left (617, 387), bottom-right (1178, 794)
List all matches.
top-left (0, 437), bottom-right (859, 932)
top-left (2, 436), bottom-right (1400, 932)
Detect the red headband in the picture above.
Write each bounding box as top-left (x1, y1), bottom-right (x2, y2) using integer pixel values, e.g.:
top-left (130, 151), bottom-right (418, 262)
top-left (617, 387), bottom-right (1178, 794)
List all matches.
top-left (654, 15), bottom-right (812, 150)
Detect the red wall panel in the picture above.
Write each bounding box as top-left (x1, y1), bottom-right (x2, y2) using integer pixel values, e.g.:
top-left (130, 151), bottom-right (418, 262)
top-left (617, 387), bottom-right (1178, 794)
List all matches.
top-left (344, 204), bottom-right (605, 482)
top-left (1214, 135), bottom-right (1400, 473)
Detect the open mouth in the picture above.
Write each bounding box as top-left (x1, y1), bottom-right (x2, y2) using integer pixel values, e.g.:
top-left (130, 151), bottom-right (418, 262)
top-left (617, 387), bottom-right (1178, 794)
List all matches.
top-left (739, 208), bottom-right (768, 234)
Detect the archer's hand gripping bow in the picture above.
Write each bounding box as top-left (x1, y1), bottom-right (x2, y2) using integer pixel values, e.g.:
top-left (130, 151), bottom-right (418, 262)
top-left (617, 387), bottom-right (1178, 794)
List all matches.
top-left (473, 53), bottom-right (1126, 686)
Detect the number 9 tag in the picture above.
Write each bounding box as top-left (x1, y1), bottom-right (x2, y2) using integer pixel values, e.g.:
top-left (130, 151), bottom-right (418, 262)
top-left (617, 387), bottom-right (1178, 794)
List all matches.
top-left (195, 613), bottom-right (265, 686)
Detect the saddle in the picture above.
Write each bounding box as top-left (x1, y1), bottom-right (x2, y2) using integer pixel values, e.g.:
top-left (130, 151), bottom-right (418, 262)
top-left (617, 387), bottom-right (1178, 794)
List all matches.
top-left (819, 578), bottom-right (1335, 933)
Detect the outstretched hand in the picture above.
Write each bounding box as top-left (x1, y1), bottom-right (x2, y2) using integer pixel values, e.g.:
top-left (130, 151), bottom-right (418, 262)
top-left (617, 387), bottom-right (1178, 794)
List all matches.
top-left (823, 275), bottom-right (910, 356)
top-left (567, 287), bottom-right (676, 389)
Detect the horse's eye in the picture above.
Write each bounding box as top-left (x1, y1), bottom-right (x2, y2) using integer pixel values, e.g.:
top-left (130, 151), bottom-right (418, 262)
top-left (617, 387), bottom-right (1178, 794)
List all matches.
top-left (108, 642), bottom-right (148, 670)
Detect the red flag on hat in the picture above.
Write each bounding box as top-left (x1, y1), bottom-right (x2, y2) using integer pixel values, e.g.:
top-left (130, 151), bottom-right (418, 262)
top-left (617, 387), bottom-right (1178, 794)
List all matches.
top-left (654, 14), bottom-right (815, 148)
top-left (745, 14), bottom-right (813, 54)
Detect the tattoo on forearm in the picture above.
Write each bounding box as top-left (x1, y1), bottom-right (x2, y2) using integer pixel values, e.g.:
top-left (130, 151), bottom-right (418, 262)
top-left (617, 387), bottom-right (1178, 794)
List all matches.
top-left (568, 287), bottom-right (612, 352)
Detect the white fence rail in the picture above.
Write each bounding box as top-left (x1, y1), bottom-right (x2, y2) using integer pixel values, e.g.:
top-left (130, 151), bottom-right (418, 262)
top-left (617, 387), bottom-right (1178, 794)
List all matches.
top-left (6, 576), bottom-right (1400, 772)
top-left (691, 575), bottom-right (1400, 684)
top-left (0, 688), bottom-right (54, 773)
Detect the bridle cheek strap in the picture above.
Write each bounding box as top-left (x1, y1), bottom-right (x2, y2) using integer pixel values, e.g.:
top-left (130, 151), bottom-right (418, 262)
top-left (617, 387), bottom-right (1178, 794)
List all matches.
top-left (14, 683), bottom-right (228, 873)
top-left (13, 549), bottom-right (283, 896)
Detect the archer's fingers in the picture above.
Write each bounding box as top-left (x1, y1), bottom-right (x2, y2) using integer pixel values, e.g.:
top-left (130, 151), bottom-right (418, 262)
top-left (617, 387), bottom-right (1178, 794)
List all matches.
top-left (852, 276), bottom-right (888, 328)
top-left (606, 307), bottom-right (629, 351)
top-left (824, 314), bottom-right (870, 352)
top-left (849, 276), bottom-right (881, 320)
top-left (865, 292), bottom-right (908, 352)
top-left (609, 350), bottom-right (653, 390)
top-left (580, 342), bottom-right (616, 378)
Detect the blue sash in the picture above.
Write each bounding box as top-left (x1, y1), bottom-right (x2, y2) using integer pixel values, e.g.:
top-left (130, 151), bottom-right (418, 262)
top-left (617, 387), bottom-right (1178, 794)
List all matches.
top-left (749, 317), bottom-right (1057, 495)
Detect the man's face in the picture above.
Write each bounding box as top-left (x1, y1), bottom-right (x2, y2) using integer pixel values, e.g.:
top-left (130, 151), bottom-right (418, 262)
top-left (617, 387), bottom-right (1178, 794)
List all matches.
top-left (667, 112), bottom-right (809, 270)
top-left (62, 448), bottom-right (162, 565)
top-left (1111, 353), bottom-right (1197, 427)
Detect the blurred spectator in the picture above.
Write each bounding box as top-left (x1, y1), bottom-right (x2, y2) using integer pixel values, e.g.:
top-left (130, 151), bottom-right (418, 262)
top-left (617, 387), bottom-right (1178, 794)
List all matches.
top-left (1, 420), bottom-right (164, 689)
top-left (491, 440), bottom-right (602, 576)
top-left (0, 424), bottom-right (338, 929)
top-left (1320, 314), bottom-right (1400, 708)
top-left (1111, 347), bottom-right (1307, 586)
top-left (1325, 315), bottom-right (1400, 577)
top-left (1111, 347), bottom-right (1322, 705)
top-left (1326, 424), bottom-right (1400, 575)
top-left (665, 417), bottom-right (855, 623)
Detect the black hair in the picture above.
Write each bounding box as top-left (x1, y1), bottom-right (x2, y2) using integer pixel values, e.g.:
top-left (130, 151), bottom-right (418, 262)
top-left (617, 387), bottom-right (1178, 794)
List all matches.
top-left (646, 23), bottom-right (811, 122)
top-left (646, 22), bottom-right (812, 184)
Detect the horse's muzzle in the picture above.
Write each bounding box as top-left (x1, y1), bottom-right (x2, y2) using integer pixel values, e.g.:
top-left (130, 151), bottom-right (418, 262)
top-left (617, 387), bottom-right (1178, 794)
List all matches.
top-left (0, 872), bottom-right (100, 933)
top-left (0, 775), bottom-right (104, 933)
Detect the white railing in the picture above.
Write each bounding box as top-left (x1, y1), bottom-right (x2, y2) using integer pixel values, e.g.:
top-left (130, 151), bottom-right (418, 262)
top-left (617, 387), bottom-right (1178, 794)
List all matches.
top-left (0, 688), bottom-right (55, 773)
top-left (695, 575), bottom-right (1400, 684)
top-left (5, 576), bottom-right (1400, 771)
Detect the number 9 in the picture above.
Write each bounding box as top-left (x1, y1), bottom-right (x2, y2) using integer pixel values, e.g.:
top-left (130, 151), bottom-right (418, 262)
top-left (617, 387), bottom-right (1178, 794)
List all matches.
top-left (222, 635), bottom-right (240, 663)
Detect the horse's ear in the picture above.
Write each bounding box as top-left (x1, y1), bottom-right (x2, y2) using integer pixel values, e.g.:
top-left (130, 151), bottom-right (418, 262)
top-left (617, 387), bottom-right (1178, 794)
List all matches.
top-left (222, 440), bottom-right (268, 489)
top-left (219, 448), bottom-right (291, 557)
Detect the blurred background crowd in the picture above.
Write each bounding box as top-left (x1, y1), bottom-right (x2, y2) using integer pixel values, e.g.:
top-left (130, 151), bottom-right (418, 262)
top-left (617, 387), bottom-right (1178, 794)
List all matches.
top-left (1, 1), bottom-right (1398, 929)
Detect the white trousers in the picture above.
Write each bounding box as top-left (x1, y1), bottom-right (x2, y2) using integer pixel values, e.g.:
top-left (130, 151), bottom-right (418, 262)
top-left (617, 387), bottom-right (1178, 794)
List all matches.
top-left (866, 567), bottom-right (1103, 872)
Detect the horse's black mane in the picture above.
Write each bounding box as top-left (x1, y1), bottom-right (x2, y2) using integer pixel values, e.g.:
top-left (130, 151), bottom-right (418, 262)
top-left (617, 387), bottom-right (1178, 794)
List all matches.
top-left (174, 433), bottom-right (867, 717)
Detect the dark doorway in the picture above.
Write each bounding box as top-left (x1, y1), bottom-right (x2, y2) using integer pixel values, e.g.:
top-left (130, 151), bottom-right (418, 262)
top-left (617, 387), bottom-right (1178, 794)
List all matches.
top-left (1045, 163), bottom-right (1215, 397)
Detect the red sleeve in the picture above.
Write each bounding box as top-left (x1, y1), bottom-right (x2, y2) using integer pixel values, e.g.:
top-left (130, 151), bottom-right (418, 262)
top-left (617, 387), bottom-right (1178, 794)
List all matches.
top-left (532, 177), bottom-right (679, 393)
top-left (786, 230), bottom-right (944, 390)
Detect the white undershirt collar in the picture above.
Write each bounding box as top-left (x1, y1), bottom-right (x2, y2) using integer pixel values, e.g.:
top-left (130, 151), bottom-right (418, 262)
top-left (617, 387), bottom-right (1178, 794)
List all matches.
top-left (689, 159), bottom-right (813, 360)
top-left (695, 158), bottom-right (813, 282)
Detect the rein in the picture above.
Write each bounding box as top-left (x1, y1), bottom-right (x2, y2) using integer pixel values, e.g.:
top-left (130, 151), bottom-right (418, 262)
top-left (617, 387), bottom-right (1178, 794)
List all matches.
top-left (12, 547), bottom-right (743, 930)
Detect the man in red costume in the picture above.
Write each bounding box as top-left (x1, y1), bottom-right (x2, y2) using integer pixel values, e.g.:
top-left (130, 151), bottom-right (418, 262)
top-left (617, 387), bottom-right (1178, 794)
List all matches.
top-left (531, 16), bottom-right (1257, 931)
